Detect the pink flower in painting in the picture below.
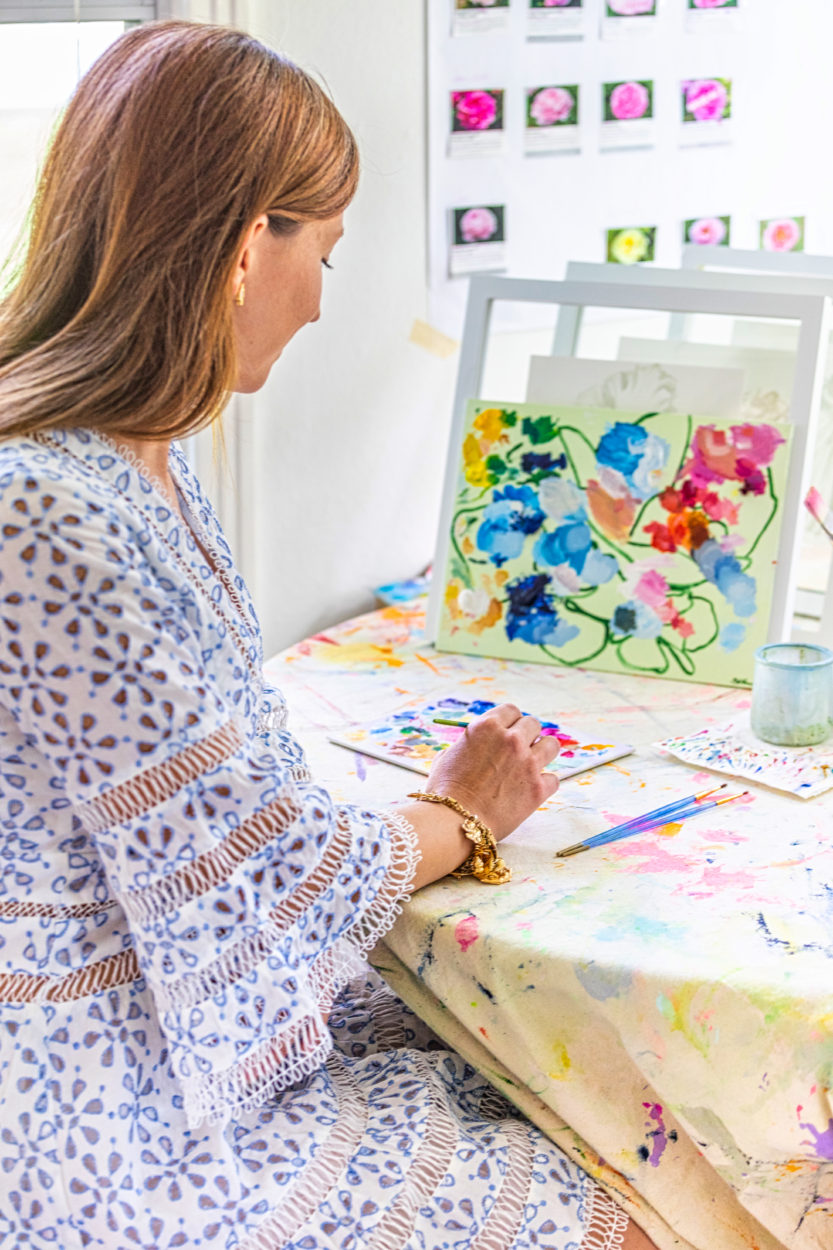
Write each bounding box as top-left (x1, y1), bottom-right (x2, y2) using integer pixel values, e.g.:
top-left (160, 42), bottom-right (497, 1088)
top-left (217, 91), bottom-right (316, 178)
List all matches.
top-left (688, 217), bottom-right (727, 246)
top-left (608, 0), bottom-right (655, 13)
top-left (609, 81), bottom-right (650, 121)
top-left (530, 86), bottom-right (575, 126)
top-left (453, 90), bottom-right (498, 131)
top-left (684, 79), bottom-right (728, 122)
top-left (634, 569), bottom-right (671, 610)
top-left (762, 217), bottom-right (802, 252)
top-left (459, 207), bottom-right (498, 243)
top-left (684, 423), bottom-right (785, 493)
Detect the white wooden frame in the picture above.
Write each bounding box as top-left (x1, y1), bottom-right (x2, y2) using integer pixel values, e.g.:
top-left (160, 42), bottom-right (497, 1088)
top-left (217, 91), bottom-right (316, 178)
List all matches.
top-left (681, 244), bottom-right (833, 278)
top-left (427, 275), bottom-right (830, 659)
top-left (551, 260), bottom-right (833, 644)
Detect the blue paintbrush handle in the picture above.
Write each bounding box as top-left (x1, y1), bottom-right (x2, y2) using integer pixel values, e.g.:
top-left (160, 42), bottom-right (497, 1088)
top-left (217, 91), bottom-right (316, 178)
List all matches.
top-left (589, 790), bottom-right (711, 843)
top-left (581, 799), bottom-right (714, 850)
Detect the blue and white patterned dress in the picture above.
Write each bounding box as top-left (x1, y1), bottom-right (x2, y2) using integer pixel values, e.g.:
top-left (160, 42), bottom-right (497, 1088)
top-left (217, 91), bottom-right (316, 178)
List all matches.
top-left (0, 428), bottom-right (628, 1249)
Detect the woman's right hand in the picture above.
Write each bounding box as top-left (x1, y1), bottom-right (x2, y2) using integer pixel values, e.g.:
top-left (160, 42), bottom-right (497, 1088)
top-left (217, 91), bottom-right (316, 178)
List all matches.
top-left (425, 703), bottom-right (561, 840)
top-left (398, 704), bottom-right (562, 892)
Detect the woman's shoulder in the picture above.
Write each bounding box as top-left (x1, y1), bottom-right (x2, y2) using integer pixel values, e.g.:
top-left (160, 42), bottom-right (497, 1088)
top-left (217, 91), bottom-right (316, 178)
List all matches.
top-left (0, 427), bottom-right (146, 521)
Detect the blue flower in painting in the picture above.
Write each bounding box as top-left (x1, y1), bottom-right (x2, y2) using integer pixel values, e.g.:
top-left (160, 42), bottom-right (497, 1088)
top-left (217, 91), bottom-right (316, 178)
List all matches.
top-left (610, 600), bottom-right (664, 640)
top-left (693, 539), bottom-right (756, 617)
top-left (596, 422), bottom-right (649, 478)
top-left (520, 451), bottom-right (568, 475)
top-left (719, 623), bottom-right (746, 652)
top-left (534, 523), bottom-right (619, 587)
top-left (504, 574), bottom-right (580, 647)
top-left (596, 422), bottom-right (669, 499)
top-left (476, 484), bottom-right (546, 566)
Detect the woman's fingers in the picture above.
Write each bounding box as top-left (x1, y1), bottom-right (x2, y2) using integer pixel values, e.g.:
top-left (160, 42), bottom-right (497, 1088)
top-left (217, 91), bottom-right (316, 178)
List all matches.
top-left (532, 732), bottom-right (561, 768)
top-left (479, 702), bottom-right (523, 728)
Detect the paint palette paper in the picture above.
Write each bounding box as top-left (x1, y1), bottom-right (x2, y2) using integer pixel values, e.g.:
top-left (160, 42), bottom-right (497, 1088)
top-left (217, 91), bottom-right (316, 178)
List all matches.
top-left (329, 695), bottom-right (633, 782)
top-left (656, 714), bottom-right (833, 799)
top-left (431, 400), bottom-right (792, 687)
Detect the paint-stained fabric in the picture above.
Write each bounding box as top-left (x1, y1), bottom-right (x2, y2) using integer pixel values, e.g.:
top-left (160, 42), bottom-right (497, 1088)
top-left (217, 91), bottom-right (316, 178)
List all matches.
top-left (0, 429), bottom-right (628, 1248)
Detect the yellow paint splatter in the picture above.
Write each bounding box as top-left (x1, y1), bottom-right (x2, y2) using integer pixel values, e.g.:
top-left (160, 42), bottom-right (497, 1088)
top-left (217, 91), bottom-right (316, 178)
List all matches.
top-left (656, 821), bottom-right (683, 838)
top-left (548, 1043), bottom-right (572, 1080)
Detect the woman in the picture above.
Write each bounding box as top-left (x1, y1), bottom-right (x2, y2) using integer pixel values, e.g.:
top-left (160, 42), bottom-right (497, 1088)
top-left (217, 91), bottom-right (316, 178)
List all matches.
top-left (0, 22), bottom-right (655, 1250)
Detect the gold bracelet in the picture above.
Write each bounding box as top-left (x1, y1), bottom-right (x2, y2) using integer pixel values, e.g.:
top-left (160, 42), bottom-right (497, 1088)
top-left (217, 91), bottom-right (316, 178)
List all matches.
top-left (407, 790), bottom-right (511, 885)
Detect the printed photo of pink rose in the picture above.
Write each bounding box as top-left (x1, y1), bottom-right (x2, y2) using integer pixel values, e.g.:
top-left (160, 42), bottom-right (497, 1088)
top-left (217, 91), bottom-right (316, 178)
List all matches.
top-left (605, 80), bottom-right (652, 123)
top-left (530, 0), bottom-right (582, 7)
top-left (451, 89), bottom-right (503, 132)
top-left (685, 216), bottom-right (730, 246)
top-left (760, 216), bottom-right (805, 253)
top-left (454, 205), bottom-right (504, 246)
top-left (527, 85), bottom-right (577, 127)
top-left (456, 0), bottom-right (507, 8)
top-left (682, 78), bottom-right (731, 123)
top-left (606, 0), bottom-right (656, 13)
top-left (689, 0), bottom-right (737, 8)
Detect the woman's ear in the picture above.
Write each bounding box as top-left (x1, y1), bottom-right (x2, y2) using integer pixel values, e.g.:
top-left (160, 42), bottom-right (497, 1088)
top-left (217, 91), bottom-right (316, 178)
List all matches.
top-left (231, 213), bottom-right (270, 301)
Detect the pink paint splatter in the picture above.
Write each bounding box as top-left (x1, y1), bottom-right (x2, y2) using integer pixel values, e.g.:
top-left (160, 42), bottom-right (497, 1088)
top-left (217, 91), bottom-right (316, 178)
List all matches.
top-left (609, 839), bottom-right (697, 873)
top-left (687, 865), bottom-right (758, 898)
top-left (455, 915), bottom-right (479, 952)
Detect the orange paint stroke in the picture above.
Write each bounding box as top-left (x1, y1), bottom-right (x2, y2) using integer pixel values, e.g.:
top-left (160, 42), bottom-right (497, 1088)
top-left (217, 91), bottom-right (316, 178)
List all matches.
top-left (414, 651), bottom-right (441, 675)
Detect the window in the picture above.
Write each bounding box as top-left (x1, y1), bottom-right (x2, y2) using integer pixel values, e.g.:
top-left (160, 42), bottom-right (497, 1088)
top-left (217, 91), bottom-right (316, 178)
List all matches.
top-left (0, 4), bottom-right (157, 272)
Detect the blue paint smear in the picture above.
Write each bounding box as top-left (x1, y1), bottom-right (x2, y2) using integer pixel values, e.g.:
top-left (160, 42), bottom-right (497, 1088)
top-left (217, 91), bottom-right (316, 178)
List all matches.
top-left (574, 960), bottom-right (634, 1001)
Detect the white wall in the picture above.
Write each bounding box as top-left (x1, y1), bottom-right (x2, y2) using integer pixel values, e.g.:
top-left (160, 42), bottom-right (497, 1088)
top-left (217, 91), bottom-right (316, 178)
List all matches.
top-left (238, 1), bottom-right (458, 657)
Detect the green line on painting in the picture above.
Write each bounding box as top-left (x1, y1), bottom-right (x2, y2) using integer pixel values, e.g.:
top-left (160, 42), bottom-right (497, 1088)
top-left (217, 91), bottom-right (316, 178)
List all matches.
top-left (683, 593), bottom-right (720, 653)
top-left (657, 635), bottom-right (695, 675)
top-left (742, 466), bottom-right (779, 560)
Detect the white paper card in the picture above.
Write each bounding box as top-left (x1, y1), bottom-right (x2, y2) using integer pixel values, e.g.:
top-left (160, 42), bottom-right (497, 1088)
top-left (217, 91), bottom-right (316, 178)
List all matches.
top-left (526, 356), bottom-right (746, 419)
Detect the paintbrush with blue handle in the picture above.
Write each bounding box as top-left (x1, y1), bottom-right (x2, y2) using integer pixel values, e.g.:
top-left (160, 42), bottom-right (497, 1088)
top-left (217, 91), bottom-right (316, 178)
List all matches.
top-left (556, 784), bottom-right (747, 858)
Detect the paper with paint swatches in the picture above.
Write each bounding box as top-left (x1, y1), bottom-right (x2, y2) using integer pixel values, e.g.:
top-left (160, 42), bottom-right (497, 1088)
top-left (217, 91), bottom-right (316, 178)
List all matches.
top-left (329, 695), bottom-right (633, 781)
top-left (656, 713), bottom-right (833, 799)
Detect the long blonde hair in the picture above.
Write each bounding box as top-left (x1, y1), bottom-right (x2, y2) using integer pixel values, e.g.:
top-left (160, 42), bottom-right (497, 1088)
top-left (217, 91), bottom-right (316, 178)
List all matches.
top-left (0, 20), bottom-right (358, 441)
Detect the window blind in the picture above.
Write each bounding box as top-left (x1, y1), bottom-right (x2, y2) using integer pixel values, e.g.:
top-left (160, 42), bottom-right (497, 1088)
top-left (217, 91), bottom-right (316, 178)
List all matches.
top-left (0, 2), bottom-right (157, 20)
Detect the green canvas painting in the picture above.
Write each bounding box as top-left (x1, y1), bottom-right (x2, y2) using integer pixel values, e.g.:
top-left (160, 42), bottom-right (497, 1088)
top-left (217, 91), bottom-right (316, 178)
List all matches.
top-left (435, 401), bottom-right (792, 686)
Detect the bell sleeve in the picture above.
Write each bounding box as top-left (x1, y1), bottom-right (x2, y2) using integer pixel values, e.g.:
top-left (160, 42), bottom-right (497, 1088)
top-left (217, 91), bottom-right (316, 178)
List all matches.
top-left (0, 471), bottom-right (419, 1127)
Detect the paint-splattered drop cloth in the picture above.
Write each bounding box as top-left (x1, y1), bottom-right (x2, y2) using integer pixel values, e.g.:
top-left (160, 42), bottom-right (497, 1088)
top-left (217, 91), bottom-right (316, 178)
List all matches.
top-left (0, 429), bottom-right (627, 1248)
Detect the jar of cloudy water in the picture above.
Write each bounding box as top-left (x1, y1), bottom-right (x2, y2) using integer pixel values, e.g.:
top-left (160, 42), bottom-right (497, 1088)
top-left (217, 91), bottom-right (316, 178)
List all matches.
top-left (750, 643), bottom-right (833, 747)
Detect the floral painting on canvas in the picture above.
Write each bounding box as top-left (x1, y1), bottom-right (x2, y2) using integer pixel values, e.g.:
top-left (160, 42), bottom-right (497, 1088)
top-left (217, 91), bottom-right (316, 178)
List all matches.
top-left (434, 401), bottom-right (792, 686)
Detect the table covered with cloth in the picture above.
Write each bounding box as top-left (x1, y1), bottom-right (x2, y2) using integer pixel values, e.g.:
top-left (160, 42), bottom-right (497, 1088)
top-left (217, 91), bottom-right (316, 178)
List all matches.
top-left (264, 599), bottom-right (833, 1250)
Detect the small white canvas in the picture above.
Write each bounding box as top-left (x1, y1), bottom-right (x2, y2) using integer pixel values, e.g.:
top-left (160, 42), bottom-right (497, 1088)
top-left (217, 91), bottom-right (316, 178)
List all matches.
top-left (617, 337), bottom-right (795, 425)
top-left (526, 355), bottom-right (745, 418)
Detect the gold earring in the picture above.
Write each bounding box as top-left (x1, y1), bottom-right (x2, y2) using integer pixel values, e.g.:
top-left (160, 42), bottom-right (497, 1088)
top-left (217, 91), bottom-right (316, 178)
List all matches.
top-left (235, 281), bottom-right (245, 307)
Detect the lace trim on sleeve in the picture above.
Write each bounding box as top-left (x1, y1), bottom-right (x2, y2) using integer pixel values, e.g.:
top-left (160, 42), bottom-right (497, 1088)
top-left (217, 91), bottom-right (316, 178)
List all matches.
top-left (347, 809), bottom-right (420, 952)
top-left (181, 810), bottom-right (420, 1127)
top-left (78, 719), bottom-right (243, 835)
top-left (580, 1186), bottom-right (631, 1250)
top-left (121, 794), bottom-right (304, 927)
top-left (156, 808), bottom-right (419, 1017)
